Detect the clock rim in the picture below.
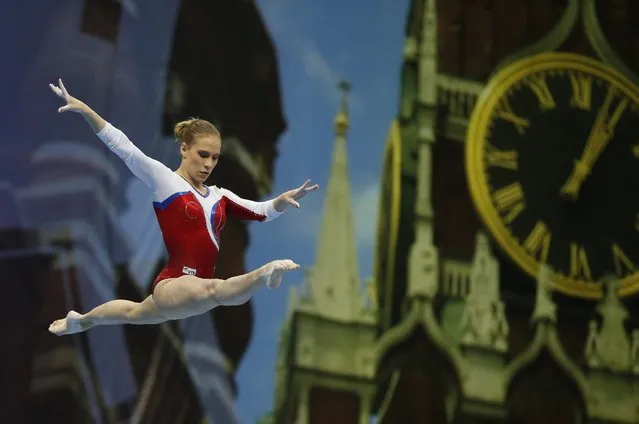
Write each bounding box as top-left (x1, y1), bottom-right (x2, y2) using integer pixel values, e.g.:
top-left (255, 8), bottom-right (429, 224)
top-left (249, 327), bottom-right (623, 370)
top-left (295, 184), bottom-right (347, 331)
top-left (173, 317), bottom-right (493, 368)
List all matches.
top-left (466, 51), bottom-right (639, 299)
top-left (374, 119), bottom-right (403, 329)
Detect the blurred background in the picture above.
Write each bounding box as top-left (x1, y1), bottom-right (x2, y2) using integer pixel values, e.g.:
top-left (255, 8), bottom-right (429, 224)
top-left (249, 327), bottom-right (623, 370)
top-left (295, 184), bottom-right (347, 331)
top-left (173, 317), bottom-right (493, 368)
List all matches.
top-left (1, 0), bottom-right (639, 423)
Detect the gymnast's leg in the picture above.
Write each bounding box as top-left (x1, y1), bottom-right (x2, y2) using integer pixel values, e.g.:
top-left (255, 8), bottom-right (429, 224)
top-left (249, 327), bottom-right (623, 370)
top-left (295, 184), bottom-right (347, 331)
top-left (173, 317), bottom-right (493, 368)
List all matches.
top-left (152, 259), bottom-right (299, 320)
top-left (48, 259), bottom-right (299, 335)
top-left (48, 295), bottom-right (167, 336)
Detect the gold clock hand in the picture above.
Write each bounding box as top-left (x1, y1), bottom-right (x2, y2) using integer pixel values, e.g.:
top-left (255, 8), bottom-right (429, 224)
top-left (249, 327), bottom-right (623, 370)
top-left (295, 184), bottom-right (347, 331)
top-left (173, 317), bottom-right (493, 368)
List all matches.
top-left (560, 88), bottom-right (627, 199)
top-left (560, 126), bottom-right (611, 198)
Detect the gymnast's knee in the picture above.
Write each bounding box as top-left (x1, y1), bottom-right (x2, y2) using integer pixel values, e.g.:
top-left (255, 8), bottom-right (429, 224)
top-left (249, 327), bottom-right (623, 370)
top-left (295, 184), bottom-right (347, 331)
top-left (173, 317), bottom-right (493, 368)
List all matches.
top-left (205, 278), bottom-right (251, 306)
top-left (122, 304), bottom-right (140, 322)
top-left (201, 278), bottom-right (222, 301)
top-left (125, 301), bottom-right (165, 324)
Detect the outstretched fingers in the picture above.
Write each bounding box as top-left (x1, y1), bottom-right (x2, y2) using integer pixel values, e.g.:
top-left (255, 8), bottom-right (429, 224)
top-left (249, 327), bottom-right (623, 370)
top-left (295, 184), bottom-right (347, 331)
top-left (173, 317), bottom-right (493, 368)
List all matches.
top-left (294, 179), bottom-right (319, 199)
top-left (49, 78), bottom-right (77, 113)
top-left (49, 83), bottom-right (64, 98)
top-left (264, 259), bottom-right (300, 289)
top-left (48, 79), bottom-right (70, 100)
top-left (48, 83), bottom-right (69, 113)
top-left (298, 179), bottom-right (317, 192)
top-left (298, 179), bottom-right (311, 190)
top-left (58, 78), bottom-right (70, 98)
top-left (279, 259), bottom-right (300, 270)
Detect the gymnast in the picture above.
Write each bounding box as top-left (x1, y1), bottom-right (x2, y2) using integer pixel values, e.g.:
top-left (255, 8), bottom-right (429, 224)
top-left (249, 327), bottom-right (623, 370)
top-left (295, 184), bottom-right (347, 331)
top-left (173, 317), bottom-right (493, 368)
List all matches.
top-left (47, 79), bottom-right (318, 336)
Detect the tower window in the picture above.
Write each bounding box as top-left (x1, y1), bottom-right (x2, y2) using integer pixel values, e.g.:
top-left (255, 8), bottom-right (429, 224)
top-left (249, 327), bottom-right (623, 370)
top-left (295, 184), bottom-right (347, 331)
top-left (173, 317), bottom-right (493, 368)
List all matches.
top-left (80, 0), bottom-right (122, 43)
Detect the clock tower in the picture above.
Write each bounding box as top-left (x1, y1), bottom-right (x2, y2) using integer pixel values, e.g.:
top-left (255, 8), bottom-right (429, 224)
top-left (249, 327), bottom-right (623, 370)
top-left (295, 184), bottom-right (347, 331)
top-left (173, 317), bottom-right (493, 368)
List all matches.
top-left (372, 0), bottom-right (639, 423)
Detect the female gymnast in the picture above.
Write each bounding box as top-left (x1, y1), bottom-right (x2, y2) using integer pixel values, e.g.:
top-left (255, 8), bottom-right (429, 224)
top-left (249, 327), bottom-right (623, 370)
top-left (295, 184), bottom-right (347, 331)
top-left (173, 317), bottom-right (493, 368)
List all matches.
top-left (47, 79), bottom-right (318, 336)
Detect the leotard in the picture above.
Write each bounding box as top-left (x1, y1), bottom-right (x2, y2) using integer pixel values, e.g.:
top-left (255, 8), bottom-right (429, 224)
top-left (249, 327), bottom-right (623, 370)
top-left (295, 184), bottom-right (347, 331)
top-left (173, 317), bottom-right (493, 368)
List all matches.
top-left (97, 123), bottom-right (283, 288)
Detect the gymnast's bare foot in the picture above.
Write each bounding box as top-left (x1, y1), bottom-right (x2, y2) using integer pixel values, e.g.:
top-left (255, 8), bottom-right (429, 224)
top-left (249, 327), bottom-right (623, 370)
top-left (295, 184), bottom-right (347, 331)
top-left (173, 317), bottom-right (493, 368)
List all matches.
top-left (49, 311), bottom-right (93, 336)
top-left (262, 259), bottom-right (300, 289)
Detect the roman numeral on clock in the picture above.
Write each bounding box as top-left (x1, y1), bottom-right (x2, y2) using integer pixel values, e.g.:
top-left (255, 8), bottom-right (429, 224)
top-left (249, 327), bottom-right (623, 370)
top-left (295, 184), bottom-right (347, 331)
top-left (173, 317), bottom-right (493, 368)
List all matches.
top-left (493, 182), bottom-right (526, 224)
top-left (569, 243), bottom-right (592, 280)
top-left (523, 221), bottom-right (551, 263)
top-left (612, 244), bottom-right (636, 277)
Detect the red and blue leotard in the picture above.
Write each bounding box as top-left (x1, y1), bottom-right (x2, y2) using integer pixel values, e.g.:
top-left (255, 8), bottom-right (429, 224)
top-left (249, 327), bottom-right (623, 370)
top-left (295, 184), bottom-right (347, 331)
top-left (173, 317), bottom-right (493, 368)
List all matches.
top-left (97, 123), bottom-right (283, 289)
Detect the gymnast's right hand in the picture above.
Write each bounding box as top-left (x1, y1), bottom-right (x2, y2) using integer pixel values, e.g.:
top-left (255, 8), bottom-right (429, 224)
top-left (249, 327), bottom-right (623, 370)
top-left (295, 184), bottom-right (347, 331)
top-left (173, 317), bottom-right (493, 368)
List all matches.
top-left (49, 78), bottom-right (86, 114)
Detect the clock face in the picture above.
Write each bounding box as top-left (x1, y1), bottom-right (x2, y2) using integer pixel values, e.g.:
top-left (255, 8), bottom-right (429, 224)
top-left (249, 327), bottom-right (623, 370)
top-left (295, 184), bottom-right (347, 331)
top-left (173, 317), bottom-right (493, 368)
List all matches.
top-left (466, 52), bottom-right (639, 299)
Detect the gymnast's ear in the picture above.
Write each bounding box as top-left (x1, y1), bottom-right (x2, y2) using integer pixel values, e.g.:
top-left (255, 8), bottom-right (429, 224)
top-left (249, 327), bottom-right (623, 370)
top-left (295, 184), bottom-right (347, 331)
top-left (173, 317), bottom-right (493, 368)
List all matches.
top-left (179, 141), bottom-right (189, 158)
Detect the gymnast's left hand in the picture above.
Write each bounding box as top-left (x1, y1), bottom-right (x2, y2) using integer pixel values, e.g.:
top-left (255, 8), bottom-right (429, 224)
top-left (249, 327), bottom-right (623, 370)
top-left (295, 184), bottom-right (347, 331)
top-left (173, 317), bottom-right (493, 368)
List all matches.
top-left (274, 179), bottom-right (320, 211)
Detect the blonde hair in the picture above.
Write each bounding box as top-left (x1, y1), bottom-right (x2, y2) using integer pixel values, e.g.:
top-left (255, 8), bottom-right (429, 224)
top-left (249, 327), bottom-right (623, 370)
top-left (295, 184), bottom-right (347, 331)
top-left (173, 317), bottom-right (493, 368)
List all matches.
top-left (173, 118), bottom-right (221, 146)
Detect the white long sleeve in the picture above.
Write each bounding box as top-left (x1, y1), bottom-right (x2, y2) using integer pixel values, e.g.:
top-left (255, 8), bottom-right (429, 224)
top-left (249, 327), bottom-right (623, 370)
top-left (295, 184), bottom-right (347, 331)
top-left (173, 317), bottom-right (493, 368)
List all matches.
top-left (96, 123), bottom-right (171, 194)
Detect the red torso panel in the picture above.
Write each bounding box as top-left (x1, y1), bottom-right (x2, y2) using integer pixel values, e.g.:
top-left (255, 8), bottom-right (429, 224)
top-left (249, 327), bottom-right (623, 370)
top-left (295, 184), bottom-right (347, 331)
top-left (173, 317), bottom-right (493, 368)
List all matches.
top-left (151, 185), bottom-right (278, 289)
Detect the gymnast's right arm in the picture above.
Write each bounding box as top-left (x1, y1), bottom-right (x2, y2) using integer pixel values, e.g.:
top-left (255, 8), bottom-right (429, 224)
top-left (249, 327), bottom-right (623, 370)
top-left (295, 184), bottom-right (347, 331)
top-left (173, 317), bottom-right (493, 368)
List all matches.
top-left (95, 123), bottom-right (167, 192)
top-left (49, 78), bottom-right (168, 192)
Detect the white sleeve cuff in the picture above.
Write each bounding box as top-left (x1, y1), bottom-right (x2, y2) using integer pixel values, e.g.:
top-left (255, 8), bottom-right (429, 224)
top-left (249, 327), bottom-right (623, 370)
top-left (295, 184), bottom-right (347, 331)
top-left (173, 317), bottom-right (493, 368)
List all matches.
top-left (266, 199), bottom-right (285, 220)
top-left (96, 122), bottom-right (115, 143)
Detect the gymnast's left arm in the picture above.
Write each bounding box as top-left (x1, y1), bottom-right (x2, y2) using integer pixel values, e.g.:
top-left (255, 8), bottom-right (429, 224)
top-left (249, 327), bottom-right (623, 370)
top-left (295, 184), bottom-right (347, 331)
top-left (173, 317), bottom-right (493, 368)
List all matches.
top-left (221, 179), bottom-right (319, 222)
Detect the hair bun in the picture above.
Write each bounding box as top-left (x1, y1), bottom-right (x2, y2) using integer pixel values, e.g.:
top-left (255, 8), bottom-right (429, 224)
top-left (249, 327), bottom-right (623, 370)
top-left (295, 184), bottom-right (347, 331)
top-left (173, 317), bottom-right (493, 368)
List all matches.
top-left (172, 118), bottom-right (220, 146)
top-left (173, 118), bottom-right (195, 141)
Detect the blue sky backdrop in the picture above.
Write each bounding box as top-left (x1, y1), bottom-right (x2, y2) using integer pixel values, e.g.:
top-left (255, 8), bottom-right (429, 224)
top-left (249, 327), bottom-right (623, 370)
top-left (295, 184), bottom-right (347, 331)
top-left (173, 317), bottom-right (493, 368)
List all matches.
top-left (235, 0), bottom-right (411, 421)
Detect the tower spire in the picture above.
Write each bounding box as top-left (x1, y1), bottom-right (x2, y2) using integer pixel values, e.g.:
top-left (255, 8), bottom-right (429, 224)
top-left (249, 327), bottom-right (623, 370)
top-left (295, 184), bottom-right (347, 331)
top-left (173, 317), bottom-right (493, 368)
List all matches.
top-left (308, 80), bottom-right (362, 322)
top-left (334, 80), bottom-right (351, 135)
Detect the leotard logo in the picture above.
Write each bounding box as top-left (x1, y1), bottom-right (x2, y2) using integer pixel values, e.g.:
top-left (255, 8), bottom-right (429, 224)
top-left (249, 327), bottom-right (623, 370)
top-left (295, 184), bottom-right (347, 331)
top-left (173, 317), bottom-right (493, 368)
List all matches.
top-left (184, 201), bottom-right (201, 219)
top-left (182, 266), bottom-right (197, 276)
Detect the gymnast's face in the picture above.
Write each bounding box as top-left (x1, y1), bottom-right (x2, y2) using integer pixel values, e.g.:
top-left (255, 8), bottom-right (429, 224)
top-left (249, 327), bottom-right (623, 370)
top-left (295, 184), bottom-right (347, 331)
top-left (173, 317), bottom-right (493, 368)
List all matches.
top-left (180, 134), bottom-right (221, 184)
